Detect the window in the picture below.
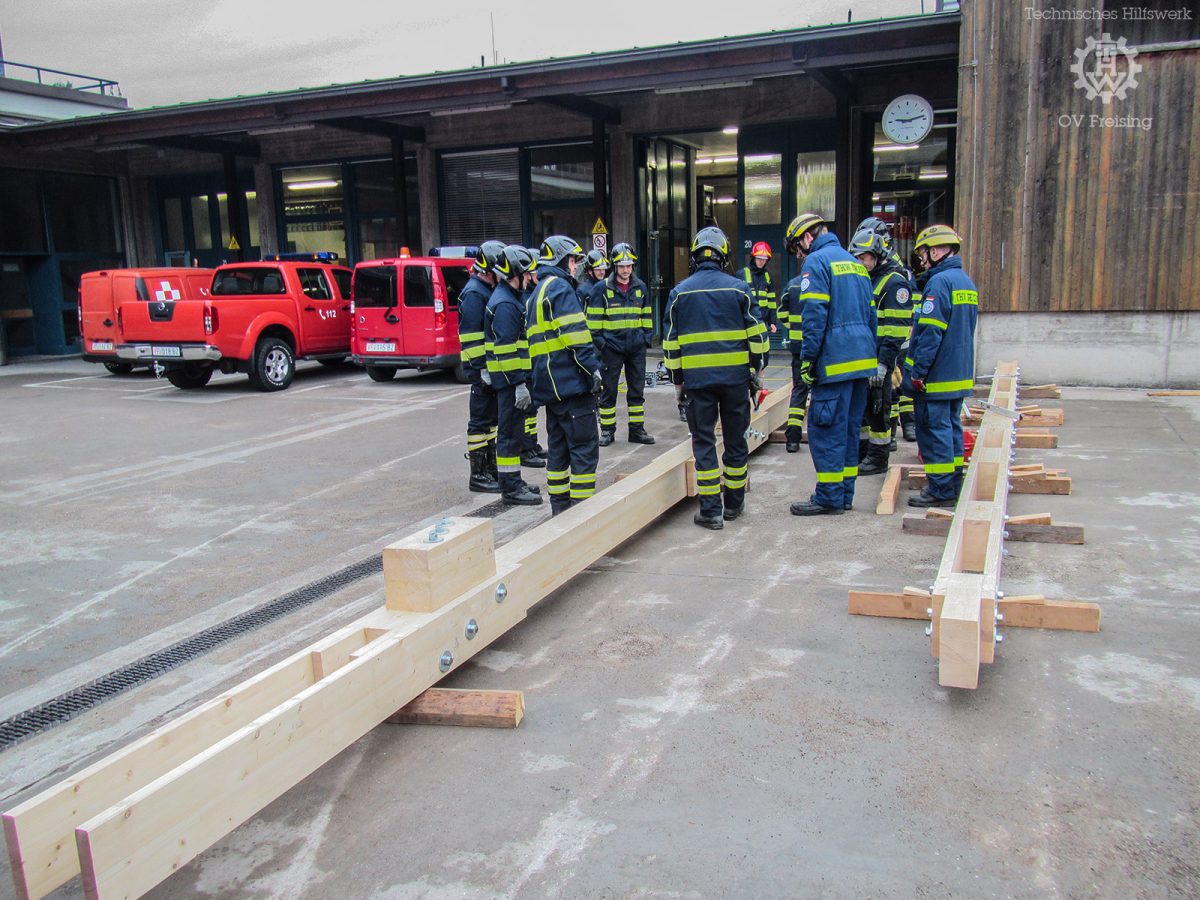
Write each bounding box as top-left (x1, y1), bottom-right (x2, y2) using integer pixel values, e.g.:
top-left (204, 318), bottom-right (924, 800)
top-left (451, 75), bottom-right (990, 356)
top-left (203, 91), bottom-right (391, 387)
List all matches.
top-left (402, 265), bottom-right (434, 307)
top-left (743, 153), bottom-right (782, 226)
top-left (331, 269), bottom-right (352, 297)
top-left (353, 265), bottom-right (396, 308)
top-left (0, 169), bottom-right (47, 252)
top-left (1101, 1), bottom-right (1199, 45)
top-left (44, 173), bottom-right (122, 253)
top-left (442, 266), bottom-right (469, 309)
top-left (441, 149), bottom-right (522, 244)
top-left (795, 151), bottom-right (836, 220)
top-left (529, 145), bottom-right (593, 202)
top-left (297, 268), bottom-right (332, 300)
top-left (211, 267), bottom-right (287, 295)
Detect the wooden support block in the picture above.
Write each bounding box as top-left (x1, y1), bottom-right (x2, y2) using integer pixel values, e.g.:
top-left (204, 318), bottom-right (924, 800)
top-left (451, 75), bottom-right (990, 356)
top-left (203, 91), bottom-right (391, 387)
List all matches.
top-left (876, 464), bottom-right (903, 515)
top-left (1147, 390), bottom-right (1200, 397)
top-left (383, 517), bottom-right (495, 612)
top-left (847, 590), bottom-right (932, 620)
top-left (768, 428), bottom-right (788, 443)
top-left (1019, 408), bottom-right (1064, 427)
top-left (1019, 385), bottom-right (1061, 399)
top-left (1013, 474), bottom-right (1072, 495)
top-left (1014, 431), bottom-right (1058, 449)
top-left (999, 596), bottom-right (1101, 632)
top-left (1010, 464), bottom-right (1045, 475)
top-left (1005, 513), bottom-right (1053, 525)
top-left (387, 688), bottom-right (524, 728)
top-left (938, 573), bottom-right (984, 689)
top-left (926, 507), bottom-right (954, 520)
top-left (684, 458), bottom-right (699, 497)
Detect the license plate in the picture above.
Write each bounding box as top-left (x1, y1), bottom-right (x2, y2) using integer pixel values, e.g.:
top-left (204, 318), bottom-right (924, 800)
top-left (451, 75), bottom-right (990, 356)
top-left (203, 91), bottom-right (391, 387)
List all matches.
top-left (91, 341), bottom-right (114, 351)
top-left (153, 345), bottom-right (182, 358)
top-left (365, 342), bottom-right (396, 353)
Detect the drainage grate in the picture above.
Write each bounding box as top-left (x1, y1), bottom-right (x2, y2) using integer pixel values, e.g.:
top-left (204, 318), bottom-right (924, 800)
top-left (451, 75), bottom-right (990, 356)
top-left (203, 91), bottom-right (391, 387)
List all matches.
top-left (0, 554), bottom-right (383, 751)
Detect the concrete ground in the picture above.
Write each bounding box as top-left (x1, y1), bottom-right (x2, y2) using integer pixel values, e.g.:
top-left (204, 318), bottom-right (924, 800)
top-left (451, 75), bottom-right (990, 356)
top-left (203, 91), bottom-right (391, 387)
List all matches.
top-left (1, 358), bottom-right (1198, 899)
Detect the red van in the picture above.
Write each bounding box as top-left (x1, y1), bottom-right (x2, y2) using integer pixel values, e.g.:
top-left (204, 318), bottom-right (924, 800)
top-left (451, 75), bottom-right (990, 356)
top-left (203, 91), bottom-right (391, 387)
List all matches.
top-left (79, 268), bottom-right (214, 374)
top-left (350, 252), bottom-right (472, 382)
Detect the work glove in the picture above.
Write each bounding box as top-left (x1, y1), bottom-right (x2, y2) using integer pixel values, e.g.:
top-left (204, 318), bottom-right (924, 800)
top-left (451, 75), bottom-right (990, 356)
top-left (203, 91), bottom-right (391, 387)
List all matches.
top-left (911, 377), bottom-right (926, 393)
top-left (479, 368), bottom-right (492, 386)
top-left (868, 363), bottom-right (887, 390)
top-left (591, 370), bottom-right (603, 396)
top-left (675, 383), bottom-right (686, 404)
top-left (514, 382), bottom-right (531, 410)
top-left (799, 360), bottom-right (815, 387)
top-left (749, 371), bottom-right (763, 394)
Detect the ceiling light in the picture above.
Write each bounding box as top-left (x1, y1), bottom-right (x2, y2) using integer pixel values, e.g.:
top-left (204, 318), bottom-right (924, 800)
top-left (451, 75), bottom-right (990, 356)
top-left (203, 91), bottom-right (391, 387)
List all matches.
top-left (430, 103), bottom-right (513, 117)
top-left (287, 180), bottom-right (340, 191)
top-left (722, 125), bottom-right (739, 135)
top-left (696, 155), bottom-right (739, 165)
top-left (874, 143), bottom-right (920, 153)
top-left (715, 197), bottom-right (737, 205)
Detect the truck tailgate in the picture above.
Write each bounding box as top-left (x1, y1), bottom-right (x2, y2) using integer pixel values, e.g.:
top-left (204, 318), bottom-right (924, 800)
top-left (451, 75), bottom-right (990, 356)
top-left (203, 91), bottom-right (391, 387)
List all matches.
top-left (118, 299), bottom-right (208, 342)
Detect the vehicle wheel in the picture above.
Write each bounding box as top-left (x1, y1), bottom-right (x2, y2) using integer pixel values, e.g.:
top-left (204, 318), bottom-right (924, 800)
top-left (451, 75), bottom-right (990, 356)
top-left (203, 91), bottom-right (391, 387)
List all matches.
top-left (249, 337), bottom-right (295, 392)
top-left (452, 361), bottom-right (469, 384)
top-left (103, 361), bottom-right (134, 375)
top-left (318, 357), bottom-right (347, 368)
top-left (366, 365), bottom-right (397, 383)
top-left (166, 364), bottom-right (213, 390)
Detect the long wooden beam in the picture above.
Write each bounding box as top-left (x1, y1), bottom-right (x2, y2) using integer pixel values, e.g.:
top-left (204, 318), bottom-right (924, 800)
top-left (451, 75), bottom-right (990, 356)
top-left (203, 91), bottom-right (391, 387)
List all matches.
top-left (6, 386), bottom-right (789, 900)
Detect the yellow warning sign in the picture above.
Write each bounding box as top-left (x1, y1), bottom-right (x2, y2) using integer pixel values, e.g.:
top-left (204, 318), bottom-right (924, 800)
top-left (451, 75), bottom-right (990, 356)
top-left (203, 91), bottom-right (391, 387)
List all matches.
top-left (228, 236), bottom-right (241, 251)
top-left (591, 218), bottom-right (607, 236)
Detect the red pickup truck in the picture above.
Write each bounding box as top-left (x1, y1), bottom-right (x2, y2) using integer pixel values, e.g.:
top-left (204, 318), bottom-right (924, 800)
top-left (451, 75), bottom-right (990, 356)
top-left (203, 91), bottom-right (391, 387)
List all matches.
top-left (80, 268), bottom-right (214, 374)
top-left (112, 257), bottom-right (353, 391)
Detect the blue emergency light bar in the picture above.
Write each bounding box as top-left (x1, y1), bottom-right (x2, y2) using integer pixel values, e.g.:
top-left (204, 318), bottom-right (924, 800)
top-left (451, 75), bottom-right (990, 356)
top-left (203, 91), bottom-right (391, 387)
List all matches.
top-left (428, 246), bottom-right (479, 258)
top-left (271, 251), bottom-right (340, 262)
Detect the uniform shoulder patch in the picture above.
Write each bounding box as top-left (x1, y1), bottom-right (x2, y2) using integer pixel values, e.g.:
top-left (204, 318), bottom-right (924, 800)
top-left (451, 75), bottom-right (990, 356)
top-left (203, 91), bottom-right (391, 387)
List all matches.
top-left (896, 288), bottom-right (911, 304)
top-left (800, 277), bottom-right (810, 291)
top-left (921, 299), bottom-right (935, 314)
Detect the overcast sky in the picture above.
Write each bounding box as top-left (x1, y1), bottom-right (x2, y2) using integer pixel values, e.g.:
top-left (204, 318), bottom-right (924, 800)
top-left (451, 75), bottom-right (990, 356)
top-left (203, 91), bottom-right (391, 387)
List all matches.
top-left (2, 0), bottom-right (929, 109)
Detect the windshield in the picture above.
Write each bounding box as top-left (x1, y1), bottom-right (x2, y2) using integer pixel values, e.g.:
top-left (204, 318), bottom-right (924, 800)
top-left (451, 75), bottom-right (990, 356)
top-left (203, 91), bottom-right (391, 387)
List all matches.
top-left (211, 267), bottom-right (286, 295)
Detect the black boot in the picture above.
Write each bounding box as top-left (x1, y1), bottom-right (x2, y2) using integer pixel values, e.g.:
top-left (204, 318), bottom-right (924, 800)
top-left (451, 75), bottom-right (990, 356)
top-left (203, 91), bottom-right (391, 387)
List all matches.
top-left (858, 449), bottom-right (890, 477)
top-left (889, 425), bottom-right (898, 452)
top-left (790, 499), bottom-right (843, 516)
top-left (502, 483), bottom-right (543, 505)
top-left (628, 426), bottom-right (656, 445)
top-left (694, 510), bottom-right (724, 530)
top-left (485, 441), bottom-right (500, 481)
top-left (907, 489), bottom-right (955, 509)
top-left (520, 450), bottom-right (547, 468)
top-left (467, 449), bottom-right (501, 493)
top-left (902, 421), bottom-right (917, 442)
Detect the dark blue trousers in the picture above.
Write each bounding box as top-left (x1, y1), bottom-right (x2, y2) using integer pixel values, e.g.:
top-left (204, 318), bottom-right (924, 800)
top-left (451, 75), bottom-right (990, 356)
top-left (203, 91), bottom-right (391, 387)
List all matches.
top-left (914, 396), bottom-right (964, 499)
top-left (806, 378), bottom-right (869, 509)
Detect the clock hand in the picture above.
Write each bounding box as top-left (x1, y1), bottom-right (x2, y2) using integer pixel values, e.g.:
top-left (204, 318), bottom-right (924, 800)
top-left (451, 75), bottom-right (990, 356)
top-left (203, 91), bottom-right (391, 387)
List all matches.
top-left (894, 115), bottom-right (929, 124)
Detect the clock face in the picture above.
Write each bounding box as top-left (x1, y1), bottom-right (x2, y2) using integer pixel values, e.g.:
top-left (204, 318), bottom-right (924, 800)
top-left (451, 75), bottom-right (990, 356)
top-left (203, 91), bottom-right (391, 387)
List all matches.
top-left (882, 94), bottom-right (934, 145)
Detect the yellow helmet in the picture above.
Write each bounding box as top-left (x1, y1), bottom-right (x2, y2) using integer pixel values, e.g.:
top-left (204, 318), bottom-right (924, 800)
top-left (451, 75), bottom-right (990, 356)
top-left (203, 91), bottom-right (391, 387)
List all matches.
top-left (785, 213), bottom-right (826, 252)
top-left (914, 224), bottom-right (963, 251)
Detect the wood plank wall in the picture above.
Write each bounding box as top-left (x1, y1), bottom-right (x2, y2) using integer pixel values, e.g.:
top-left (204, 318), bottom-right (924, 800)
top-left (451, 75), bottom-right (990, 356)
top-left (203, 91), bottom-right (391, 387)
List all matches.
top-left (955, 0), bottom-right (1200, 313)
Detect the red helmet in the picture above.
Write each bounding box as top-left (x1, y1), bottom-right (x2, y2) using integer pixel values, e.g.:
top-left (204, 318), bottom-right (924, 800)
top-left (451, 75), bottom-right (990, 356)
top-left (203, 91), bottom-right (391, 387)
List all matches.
top-left (750, 241), bottom-right (772, 259)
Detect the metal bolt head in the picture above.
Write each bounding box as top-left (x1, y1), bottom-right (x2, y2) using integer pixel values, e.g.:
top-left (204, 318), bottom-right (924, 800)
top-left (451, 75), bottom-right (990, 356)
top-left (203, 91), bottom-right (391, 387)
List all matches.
top-left (926, 607), bottom-right (934, 618)
top-left (1002, 530), bottom-right (1010, 539)
top-left (994, 631), bottom-right (1004, 643)
top-left (995, 612), bottom-right (1005, 623)
top-left (997, 590), bottom-right (1005, 599)
top-left (427, 532), bottom-right (442, 543)
top-left (495, 582), bottom-right (508, 604)
top-left (925, 624), bottom-right (934, 637)
top-left (439, 650), bottom-right (454, 672)
top-left (465, 619), bottom-right (479, 640)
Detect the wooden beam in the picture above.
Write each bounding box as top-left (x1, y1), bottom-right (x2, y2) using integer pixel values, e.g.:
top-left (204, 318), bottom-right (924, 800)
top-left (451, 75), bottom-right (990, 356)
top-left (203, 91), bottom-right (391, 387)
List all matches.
top-left (876, 464), bottom-right (902, 515)
top-left (850, 590), bottom-right (1100, 633)
top-left (1013, 430), bottom-right (1058, 449)
top-left (901, 514), bottom-right (1084, 544)
top-left (8, 386), bottom-right (792, 900)
top-left (386, 689), bottom-right (524, 728)
top-left (382, 518), bottom-right (495, 613)
top-left (938, 574), bottom-right (984, 689)
top-left (907, 470), bottom-right (1071, 495)
top-left (1147, 390), bottom-right (1200, 397)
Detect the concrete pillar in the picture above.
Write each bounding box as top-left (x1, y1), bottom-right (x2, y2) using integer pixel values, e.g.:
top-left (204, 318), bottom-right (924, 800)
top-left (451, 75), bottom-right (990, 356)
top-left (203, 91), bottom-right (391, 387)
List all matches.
top-left (253, 163), bottom-right (279, 257)
top-left (417, 144), bottom-right (439, 253)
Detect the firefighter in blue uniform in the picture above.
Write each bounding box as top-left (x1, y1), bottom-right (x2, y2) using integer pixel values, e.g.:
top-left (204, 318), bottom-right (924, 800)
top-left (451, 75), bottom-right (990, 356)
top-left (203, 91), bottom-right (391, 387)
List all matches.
top-left (740, 241), bottom-right (778, 360)
top-left (577, 250), bottom-right (609, 310)
top-left (663, 227), bottom-right (768, 530)
top-left (905, 225), bottom-right (979, 508)
top-left (784, 213), bottom-right (878, 516)
top-left (518, 249), bottom-right (548, 466)
top-left (592, 242), bottom-right (655, 447)
top-left (849, 228), bottom-right (915, 476)
top-left (526, 235), bottom-right (604, 517)
top-left (484, 246), bottom-right (543, 506)
top-left (459, 240), bottom-right (506, 493)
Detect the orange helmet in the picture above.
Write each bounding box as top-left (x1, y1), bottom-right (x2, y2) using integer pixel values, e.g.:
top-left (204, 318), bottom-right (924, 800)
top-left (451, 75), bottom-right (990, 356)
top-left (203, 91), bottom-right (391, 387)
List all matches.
top-left (750, 241), bottom-right (772, 259)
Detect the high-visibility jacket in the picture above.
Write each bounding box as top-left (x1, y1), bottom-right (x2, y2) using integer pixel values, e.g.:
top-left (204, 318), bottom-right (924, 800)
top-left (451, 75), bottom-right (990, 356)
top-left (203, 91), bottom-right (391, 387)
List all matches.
top-left (484, 281), bottom-right (529, 388)
top-left (662, 261), bottom-right (768, 390)
top-left (872, 259), bottom-right (916, 371)
top-left (797, 232), bottom-right (877, 384)
top-left (457, 274), bottom-right (494, 382)
top-left (740, 265), bottom-right (777, 330)
top-left (586, 274), bottom-right (653, 353)
top-left (779, 276), bottom-right (805, 353)
top-left (526, 265), bottom-right (602, 405)
top-left (905, 254), bottom-right (978, 399)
